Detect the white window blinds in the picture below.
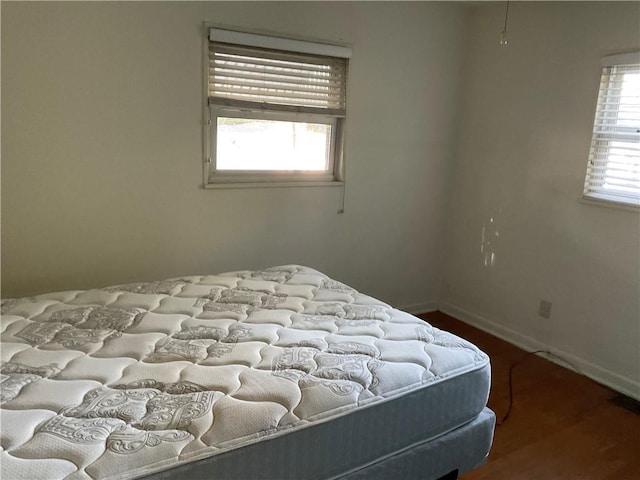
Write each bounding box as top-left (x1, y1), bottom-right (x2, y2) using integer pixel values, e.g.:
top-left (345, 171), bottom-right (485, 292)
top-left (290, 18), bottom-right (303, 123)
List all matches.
top-left (208, 28), bottom-right (349, 117)
top-left (583, 52), bottom-right (640, 207)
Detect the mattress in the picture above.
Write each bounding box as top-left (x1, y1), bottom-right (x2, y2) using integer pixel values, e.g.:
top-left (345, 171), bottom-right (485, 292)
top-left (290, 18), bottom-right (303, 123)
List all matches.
top-left (1, 265), bottom-right (491, 480)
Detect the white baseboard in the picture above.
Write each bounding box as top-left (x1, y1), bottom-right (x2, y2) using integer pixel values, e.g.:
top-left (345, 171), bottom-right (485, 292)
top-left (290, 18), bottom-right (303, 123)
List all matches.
top-left (439, 302), bottom-right (640, 401)
top-left (399, 300), bottom-right (439, 316)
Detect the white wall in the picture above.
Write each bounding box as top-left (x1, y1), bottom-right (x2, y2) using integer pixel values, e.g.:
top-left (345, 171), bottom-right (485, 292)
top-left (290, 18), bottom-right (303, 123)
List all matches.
top-left (443, 2), bottom-right (640, 398)
top-left (1, 1), bottom-right (465, 310)
top-left (4, 1), bottom-right (637, 398)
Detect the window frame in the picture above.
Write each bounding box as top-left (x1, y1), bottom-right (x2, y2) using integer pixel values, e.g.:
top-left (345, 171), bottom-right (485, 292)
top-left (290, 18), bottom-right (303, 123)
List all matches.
top-left (208, 105), bottom-right (341, 186)
top-left (582, 51), bottom-right (640, 209)
top-left (203, 26), bottom-right (349, 189)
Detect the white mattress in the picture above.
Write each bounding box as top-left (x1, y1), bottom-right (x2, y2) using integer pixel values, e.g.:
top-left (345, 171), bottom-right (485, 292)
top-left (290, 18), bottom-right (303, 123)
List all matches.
top-left (0, 265), bottom-right (490, 480)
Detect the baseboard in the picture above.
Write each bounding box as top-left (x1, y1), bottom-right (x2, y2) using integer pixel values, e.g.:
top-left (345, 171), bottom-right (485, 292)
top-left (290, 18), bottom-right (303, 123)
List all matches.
top-left (399, 301), bottom-right (439, 316)
top-left (439, 302), bottom-right (640, 401)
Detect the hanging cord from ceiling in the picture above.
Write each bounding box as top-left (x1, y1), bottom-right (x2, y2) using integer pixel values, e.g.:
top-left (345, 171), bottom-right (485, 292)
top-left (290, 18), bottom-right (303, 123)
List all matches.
top-left (500, 1), bottom-right (511, 46)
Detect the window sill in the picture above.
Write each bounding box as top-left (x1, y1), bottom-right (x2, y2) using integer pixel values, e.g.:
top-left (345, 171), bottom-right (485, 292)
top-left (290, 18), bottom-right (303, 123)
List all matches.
top-left (579, 196), bottom-right (640, 213)
top-left (204, 180), bottom-right (344, 190)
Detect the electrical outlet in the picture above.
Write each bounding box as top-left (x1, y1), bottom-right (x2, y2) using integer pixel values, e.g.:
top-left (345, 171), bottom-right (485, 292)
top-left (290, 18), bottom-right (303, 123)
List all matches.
top-left (538, 300), bottom-right (552, 319)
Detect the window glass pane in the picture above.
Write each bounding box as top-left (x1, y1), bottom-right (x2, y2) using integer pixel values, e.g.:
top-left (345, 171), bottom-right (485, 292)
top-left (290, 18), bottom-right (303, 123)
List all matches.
top-left (616, 71), bottom-right (640, 127)
top-left (216, 118), bottom-right (331, 171)
top-left (601, 140), bottom-right (640, 194)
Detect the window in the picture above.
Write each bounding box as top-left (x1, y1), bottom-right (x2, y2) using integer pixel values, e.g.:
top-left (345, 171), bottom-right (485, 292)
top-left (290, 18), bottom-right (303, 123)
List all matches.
top-left (205, 28), bottom-right (350, 187)
top-left (583, 51), bottom-right (640, 207)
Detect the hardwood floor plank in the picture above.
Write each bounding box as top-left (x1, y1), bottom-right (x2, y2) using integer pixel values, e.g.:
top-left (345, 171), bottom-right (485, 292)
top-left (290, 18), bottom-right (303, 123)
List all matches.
top-left (419, 311), bottom-right (640, 480)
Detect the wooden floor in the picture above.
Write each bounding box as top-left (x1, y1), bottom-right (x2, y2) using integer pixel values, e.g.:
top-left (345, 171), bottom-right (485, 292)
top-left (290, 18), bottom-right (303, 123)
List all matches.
top-left (420, 311), bottom-right (640, 480)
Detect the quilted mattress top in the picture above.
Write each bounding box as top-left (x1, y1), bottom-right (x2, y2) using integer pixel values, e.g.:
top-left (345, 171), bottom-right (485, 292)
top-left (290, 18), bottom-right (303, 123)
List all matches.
top-left (0, 265), bottom-right (488, 480)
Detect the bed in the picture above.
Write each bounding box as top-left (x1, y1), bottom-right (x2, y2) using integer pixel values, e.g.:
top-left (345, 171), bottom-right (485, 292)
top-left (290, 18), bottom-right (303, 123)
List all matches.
top-left (0, 265), bottom-right (494, 480)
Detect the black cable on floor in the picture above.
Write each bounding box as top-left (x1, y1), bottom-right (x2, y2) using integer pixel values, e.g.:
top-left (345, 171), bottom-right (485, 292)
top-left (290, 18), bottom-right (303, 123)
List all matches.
top-left (496, 350), bottom-right (582, 427)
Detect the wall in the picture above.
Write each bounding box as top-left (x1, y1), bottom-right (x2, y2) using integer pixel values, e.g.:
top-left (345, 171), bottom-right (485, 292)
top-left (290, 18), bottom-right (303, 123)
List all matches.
top-left (443, 2), bottom-right (640, 398)
top-left (5, 1), bottom-right (636, 398)
top-left (1, 1), bottom-right (466, 310)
